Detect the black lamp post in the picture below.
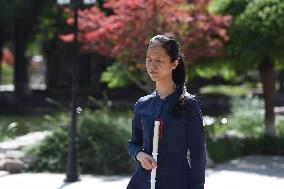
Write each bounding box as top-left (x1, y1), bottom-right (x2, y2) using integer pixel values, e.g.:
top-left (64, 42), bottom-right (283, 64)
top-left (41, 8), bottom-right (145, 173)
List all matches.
top-left (56, 0), bottom-right (96, 183)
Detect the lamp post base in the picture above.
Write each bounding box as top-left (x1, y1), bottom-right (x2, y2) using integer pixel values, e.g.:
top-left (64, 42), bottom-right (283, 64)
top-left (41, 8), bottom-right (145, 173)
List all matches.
top-left (64, 175), bottom-right (80, 183)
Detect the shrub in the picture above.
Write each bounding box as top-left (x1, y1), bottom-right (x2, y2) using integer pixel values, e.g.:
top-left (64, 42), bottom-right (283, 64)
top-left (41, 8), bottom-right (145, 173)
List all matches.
top-left (206, 136), bottom-right (243, 163)
top-left (227, 96), bottom-right (265, 137)
top-left (205, 96), bottom-right (284, 163)
top-left (206, 134), bottom-right (284, 163)
top-left (26, 108), bottom-right (132, 175)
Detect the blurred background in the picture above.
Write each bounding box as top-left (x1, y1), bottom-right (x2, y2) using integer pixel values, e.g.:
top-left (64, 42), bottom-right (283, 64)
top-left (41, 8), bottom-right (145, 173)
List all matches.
top-left (0, 0), bottom-right (284, 188)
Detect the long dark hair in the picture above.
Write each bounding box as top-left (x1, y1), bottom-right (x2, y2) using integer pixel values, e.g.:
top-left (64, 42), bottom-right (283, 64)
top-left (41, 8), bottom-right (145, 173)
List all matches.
top-left (147, 34), bottom-right (188, 113)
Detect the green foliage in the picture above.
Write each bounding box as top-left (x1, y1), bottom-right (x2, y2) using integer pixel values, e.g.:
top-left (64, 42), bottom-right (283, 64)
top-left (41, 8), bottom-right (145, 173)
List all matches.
top-left (26, 2), bottom-right (65, 57)
top-left (189, 60), bottom-right (237, 81)
top-left (101, 62), bottom-right (143, 88)
top-left (227, 96), bottom-right (265, 137)
top-left (207, 134), bottom-right (284, 163)
top-left (206, 135), bottom-right (243, 163)
top-left (26, 108), bottom-right (132, 175)
top-left (0, 0), bottom-right (62, 58)
top-left (200, 85), bottom-right (249, 96)
top-left (1, 63), bottom-right (13, 85)
top-left (26, 42), bottom-right (43, 57)
top-left (211, 0), bottom-right (284, 66)
top-left (101, 63), bottom-right (131, 88)
top-left (0, 113), bottom-right (55, 142)
top-left (242, 135), bottom-right (284, 155)
top-left (276, 115), bottom-right (284, 136)
top-left (225, 96), bottom-right (284, 137)
top-left (234, 0), bottom-right (284, 59)
top-left (206, 96), bottom-right (284, 137)
top-left (209, 0), bottom-right (249, 15)
top-left (206, 95), bottom-right (284, 162)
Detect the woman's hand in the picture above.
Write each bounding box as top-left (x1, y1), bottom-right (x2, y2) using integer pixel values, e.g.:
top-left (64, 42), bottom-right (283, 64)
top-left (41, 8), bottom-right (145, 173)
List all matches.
top-left (136, 151), bottom-right (158, 170)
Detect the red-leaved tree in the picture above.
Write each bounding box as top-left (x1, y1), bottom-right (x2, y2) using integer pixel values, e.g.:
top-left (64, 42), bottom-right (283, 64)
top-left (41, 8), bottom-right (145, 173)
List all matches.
top-left (61, 0), bottom-right (231, 92)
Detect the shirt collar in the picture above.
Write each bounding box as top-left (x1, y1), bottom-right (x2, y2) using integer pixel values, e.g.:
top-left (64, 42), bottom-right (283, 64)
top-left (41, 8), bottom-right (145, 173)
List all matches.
top-left (152, 86), bottom-right (183, 102)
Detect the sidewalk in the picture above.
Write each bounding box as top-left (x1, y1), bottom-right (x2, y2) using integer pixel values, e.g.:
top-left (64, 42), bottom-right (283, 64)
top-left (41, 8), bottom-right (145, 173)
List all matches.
top-left (0, 155), bottom-right (283, 189)
top-left (0, 172), bottom-right (130, 189)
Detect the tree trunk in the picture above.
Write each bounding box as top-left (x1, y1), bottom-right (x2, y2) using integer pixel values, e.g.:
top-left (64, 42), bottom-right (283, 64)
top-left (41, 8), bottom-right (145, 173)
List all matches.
top-left (278, 68), bottom-right (284, 93)
top-left (258, 56), bottom-right (276, 137)
top-left (79, 53), bottom-right (91, 89)
top-left (13, 0), bottom-right (42, 98)
top-left (0, 19), bottom-right (4, 86)
top-left (13, 18), bottom-right (30, 98)
top-left (43, 39), bottom-right (58, 92)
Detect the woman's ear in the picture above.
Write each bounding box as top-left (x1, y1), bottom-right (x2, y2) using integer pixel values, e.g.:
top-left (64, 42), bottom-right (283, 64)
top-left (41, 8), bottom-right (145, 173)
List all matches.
top-left (172, 60), bottom-right (179, 69)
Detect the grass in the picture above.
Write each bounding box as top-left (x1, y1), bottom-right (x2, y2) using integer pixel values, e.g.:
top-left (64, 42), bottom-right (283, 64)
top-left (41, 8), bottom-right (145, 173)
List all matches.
top-left (0, 112), bottom-right (65, 142)
top-left (200, 84), bottom-right (251, 96)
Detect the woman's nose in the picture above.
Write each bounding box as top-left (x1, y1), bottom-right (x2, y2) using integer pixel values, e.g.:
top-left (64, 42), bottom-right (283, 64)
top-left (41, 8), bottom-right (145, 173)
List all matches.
top-left (147, 62), bottom-right (157, 69)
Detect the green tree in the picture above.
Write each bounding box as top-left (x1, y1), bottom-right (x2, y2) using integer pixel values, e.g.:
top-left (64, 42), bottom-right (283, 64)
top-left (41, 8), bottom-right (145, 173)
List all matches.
top-left (211, 0), bottom-right (284, 137)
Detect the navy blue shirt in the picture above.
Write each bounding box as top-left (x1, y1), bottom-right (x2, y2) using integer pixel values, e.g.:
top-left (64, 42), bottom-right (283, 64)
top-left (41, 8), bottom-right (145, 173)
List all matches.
top-left (126, 88), bottom-right (206, 189)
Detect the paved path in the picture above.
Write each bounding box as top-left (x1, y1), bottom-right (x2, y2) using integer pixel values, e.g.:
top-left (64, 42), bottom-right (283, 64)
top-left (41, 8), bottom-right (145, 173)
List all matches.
top-left (0, 155), bottom-right (283, 189)
top-left (205, 155), bottom-right (284, 189)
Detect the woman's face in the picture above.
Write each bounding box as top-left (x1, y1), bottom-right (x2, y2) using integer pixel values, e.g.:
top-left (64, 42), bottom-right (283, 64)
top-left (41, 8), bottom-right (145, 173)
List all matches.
top-left (145, 47), bottom-right (178, 82)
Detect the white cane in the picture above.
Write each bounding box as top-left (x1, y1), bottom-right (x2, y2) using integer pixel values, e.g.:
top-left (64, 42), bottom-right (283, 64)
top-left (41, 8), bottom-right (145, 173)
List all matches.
top-left (150, 120), bottom-right (160, 189)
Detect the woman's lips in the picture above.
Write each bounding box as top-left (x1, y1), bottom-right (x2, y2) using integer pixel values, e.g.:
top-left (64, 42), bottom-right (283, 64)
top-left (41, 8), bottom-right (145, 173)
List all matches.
top-left (149, 71), bottom-right (158, 74)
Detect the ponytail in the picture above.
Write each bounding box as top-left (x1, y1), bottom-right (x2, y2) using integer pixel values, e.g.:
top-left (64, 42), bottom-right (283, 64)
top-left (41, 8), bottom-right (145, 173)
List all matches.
top-left (172, 54), bottom-right (186, 88)
top-left (172, 54), bottom-right (189, 115)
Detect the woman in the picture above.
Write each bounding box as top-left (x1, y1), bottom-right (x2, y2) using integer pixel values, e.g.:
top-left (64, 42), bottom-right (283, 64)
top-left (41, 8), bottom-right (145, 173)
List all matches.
top-left (126, 34), bottom-right (206, 189)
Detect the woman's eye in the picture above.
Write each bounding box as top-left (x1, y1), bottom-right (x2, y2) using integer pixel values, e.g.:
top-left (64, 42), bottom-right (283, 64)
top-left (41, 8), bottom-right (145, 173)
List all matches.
top-left (156, 59), bottom-right (162, 63)
top-left (145, 58), bottom-right (164, 65)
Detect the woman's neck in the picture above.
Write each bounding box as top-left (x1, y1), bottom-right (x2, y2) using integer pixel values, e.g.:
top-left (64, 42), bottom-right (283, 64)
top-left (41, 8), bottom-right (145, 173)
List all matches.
top-left (156, 78), bottom-right (175, 99)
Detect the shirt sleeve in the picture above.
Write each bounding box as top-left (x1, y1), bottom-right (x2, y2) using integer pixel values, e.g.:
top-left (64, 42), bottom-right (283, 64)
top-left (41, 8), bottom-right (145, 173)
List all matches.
top-left (187, 97), bottom-right (206, 189)
top-left (128, 100), bottom-right (143, 164)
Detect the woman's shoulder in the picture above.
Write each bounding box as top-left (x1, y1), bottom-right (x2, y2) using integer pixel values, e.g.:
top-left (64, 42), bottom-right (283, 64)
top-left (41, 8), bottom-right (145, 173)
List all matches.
top-left (184, 92), bottom-right (199, 102)
top-left (133, 92), bottom-right (156, 110)
top-left (183, 92), bottom-right (202, 110)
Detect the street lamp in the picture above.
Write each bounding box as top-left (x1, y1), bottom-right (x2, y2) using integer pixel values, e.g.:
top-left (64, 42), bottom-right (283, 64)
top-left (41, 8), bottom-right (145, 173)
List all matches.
top-left (56, 0), bottom-right (96, 183)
